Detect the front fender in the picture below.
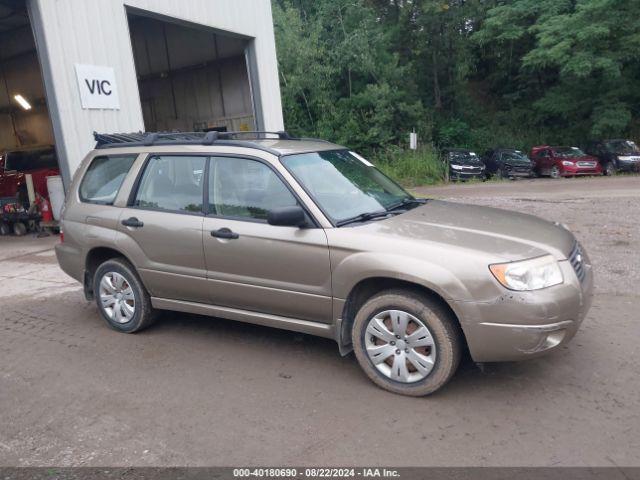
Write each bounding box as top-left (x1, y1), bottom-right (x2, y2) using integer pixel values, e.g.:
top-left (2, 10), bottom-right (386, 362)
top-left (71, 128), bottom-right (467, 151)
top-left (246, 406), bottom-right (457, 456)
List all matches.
top-left (331, 251), bottom-right (473, 304)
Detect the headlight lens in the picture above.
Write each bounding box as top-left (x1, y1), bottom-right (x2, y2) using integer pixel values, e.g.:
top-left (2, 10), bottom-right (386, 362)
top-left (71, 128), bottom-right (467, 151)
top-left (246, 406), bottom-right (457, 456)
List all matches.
top-left (562, 160), bottom-right (574, 166)
top-left (489, 255), bottom-right (563, 291)
top-left (451, 164), bottom-right (463, 170)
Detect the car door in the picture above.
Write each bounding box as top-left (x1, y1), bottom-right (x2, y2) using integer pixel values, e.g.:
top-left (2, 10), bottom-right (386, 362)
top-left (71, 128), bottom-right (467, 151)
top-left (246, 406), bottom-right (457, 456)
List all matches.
top-left (116, 154), bottom-right (209, 304)
top-left (202, 155), bottom-right (333, 324)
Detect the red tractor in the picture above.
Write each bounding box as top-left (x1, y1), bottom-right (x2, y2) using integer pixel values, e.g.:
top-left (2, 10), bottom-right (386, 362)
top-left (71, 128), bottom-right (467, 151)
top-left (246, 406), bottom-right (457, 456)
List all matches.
top-left (0, 146), bottom-right (60, 235)
top-left (0, 146), bottom-right (60, 206)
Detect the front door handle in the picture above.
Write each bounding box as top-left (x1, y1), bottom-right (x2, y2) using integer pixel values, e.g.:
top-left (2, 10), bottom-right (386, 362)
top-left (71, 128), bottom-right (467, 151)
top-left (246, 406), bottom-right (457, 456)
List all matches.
top-left (211, 227), bottom-right (239, 240)
top-left (121, 217), bottom-right (144, 228)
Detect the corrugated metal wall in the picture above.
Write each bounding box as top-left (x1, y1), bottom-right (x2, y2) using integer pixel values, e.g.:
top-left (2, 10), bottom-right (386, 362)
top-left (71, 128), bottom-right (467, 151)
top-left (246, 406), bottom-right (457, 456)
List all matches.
top-left (27, 0), bottom-right (284, 186)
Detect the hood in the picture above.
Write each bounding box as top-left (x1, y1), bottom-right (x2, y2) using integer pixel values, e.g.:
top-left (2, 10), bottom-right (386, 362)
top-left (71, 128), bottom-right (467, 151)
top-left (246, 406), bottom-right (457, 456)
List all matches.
top-left (502, 156), bottom-right (531, 167)
top-left (450, 157), bottom-right (483, 167)
top-left (354, 200), bottom-right (575, 262)
top-left (560, 155), bottom-right (597, 163)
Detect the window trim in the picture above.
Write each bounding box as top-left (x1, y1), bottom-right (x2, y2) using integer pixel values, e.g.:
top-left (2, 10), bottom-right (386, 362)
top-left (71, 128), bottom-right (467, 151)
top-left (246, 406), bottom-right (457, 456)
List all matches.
top-left (205, 153), bottom-right (320, 228)
top-left (79, 154), bottom-right (138, 206)
top-left (127, 153), bottom-right (208, 216)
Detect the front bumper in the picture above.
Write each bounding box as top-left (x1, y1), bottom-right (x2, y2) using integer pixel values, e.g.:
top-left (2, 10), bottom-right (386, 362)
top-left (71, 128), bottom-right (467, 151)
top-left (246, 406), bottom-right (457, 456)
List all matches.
top-left (616, 158), bottom-right (640, 172)
top-left (450, 170), bottom-right (484, 181)
top-left (453, 258), bottom-right (594, 362)
top-left (560, 163), bottom-right (602, 176)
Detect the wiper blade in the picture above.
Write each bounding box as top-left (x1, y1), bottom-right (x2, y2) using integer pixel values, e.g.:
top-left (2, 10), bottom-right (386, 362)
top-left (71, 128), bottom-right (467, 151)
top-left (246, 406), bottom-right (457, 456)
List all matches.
top-left (336, 210), bottom-right (391, 227)
top-left (386, 197), bottom-right (427, 211)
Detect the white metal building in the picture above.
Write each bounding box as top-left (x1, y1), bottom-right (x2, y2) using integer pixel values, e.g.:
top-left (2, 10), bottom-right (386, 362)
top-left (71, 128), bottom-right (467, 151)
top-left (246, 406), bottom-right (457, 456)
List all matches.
top-left (0, 0), bottom-right (284, 187)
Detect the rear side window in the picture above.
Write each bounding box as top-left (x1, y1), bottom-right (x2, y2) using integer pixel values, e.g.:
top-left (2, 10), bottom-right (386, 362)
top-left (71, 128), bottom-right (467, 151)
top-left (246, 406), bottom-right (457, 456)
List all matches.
top-left (134, 155), bottom-right (206, 214)
top-left (79, 155), bottom-right (136, 205)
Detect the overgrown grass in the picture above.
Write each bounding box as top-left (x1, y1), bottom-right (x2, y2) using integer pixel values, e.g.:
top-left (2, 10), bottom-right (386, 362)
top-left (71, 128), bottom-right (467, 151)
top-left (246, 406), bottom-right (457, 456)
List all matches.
top-left (373, 146), bottom-right (446, 187)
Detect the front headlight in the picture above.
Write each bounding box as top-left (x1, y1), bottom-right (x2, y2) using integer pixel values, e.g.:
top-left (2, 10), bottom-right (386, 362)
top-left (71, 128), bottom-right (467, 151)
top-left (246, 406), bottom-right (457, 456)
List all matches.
top-left (489, 255), bottom-right (563, 291)
top-left (450, 164), bottom-right (463, 170)
top-left (562, 160), bottom-right (574, 166)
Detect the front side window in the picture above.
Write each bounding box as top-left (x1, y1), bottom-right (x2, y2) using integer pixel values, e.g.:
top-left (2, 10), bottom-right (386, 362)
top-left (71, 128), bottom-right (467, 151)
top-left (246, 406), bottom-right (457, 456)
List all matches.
top-left (280, 150), bottom-right (412, 223)
top-left (79, 155), bottom-right (137, 205)
top-left (208, 157), bottom-right (298, 220)
top-left (134, 155), bottom-right (205, 213)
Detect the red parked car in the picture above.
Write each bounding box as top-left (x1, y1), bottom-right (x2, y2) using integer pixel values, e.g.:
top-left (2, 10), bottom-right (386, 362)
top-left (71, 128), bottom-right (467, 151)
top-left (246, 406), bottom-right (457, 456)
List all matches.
top-left (530, 145), bottom-right (602, 178)
top-left (0, 146), bottom-right (60, 205)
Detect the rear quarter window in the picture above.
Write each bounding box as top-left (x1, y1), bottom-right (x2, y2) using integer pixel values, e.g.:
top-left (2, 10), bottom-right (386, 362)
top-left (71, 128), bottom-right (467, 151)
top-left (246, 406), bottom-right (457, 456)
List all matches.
top-left (79, 155), bottom-right (137, 205)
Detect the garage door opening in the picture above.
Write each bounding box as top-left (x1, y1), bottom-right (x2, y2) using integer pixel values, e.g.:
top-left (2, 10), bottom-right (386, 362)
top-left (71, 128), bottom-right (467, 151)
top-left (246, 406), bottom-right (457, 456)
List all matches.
top-left (127, 11), bottom-right (256, 134)
top-left (0, 0), bottom-right (61, 234)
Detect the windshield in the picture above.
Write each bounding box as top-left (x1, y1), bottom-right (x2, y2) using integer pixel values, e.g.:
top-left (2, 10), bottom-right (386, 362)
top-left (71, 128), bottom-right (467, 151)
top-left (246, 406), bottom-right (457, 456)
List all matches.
top-left (554, 147), bottom-right (586, 158)
top-left (606, 140), bottom-right (639, 155)
top-left (502, 150), bottom-right (530, 162)
top-left (448, 151), bottom-right (482, 165)
top-left (5, 148), bottom-right (57, 171)
top-left (280, 150), bottom-right (413, 224)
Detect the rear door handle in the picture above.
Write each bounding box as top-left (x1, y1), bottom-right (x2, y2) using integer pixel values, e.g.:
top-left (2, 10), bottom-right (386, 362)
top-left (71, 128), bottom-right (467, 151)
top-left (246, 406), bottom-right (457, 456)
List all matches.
top-left (121, 217), bottom-right (144, 228)
top-left (210, 227), bottom-right (239, 240)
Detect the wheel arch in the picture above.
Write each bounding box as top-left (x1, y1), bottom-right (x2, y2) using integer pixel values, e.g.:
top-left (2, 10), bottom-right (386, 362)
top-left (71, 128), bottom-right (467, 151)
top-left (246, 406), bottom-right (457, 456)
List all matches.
top-left (84, 246), bottom-right (137, 300)
top-left (338, 276), bottom-right (468, 355)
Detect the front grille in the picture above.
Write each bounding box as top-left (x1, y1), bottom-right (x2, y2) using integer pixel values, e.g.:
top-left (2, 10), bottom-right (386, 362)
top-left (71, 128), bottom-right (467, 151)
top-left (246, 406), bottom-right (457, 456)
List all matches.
top-left (569, 242), bottom-right (586, 282)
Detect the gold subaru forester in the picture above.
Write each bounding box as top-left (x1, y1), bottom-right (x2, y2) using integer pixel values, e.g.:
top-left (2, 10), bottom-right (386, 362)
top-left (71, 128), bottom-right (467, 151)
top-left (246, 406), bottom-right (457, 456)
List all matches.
top-left (56, 132), bottom-right (593, 396)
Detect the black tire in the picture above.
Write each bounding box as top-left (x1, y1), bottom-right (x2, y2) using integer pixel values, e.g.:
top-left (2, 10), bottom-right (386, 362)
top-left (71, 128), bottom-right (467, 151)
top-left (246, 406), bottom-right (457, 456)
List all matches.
top-left (352, 289), bottom-right (463, 396)
top-left (0, 222), bottom-right (10, 235)
top-left (604, 162), bottom-right (616, 176)
top-left (93, 258), bottom-right (157, 333)
top-left (13, 222), bottom-right (27, 236)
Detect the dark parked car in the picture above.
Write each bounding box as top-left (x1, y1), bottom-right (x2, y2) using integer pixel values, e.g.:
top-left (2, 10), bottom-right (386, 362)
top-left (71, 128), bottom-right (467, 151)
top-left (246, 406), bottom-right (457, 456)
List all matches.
top-left (584, 139), bottom-right (640, 176)
top-left (442, 148), bottom-right (485, 181)
top-left (482, 148), bottom-right (533, 179)
top-left (530, 146), bottom-right (602, 178)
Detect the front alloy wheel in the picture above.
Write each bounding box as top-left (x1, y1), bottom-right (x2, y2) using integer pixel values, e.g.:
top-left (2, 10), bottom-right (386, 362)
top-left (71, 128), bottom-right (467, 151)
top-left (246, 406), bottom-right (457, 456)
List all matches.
top-left (365, 310), bottom-right (436, 383)
top-left (605, 162), bottom-right (616, 176)
top-left (550, 165), bottom-right (561, 179)
top-left (352, 289), bottom-right (462, 396)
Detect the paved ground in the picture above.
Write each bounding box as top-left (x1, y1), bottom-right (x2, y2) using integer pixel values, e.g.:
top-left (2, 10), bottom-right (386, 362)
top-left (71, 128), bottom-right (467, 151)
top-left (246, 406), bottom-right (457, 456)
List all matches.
top-left (1, 176), bottom-right (639, 467)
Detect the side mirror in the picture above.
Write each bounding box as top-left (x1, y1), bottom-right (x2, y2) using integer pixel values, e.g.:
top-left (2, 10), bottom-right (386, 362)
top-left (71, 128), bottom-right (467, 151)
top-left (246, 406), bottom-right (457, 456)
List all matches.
top-left (267, 206), bottom-right (307, 228)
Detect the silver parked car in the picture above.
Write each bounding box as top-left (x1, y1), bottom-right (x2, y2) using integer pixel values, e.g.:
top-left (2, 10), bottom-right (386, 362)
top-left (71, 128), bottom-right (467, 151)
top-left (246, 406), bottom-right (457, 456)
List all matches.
top-left (56, 132), bottom-right (593, 396)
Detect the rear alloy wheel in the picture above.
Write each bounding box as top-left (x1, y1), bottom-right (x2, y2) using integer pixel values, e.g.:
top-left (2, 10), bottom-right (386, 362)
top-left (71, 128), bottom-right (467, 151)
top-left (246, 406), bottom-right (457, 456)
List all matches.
top-left (604, 162), bottom-right (616, 176)
top-left (550, 165), bottom-right (561, 179)
top-left (352, 290), bottom-right (462, 396)
top-left (94, 258), bottom-right (157, 333)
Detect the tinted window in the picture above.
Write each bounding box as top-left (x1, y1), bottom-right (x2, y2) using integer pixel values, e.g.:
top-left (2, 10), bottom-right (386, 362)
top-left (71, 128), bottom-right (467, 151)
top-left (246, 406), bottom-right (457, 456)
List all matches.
top-left (79, 155), bottom-right (136, 205)
top-left (209, 157), bottom-right (297, 220)
top-left (5, 148), bottom-right (58, 171)
top-left (134, 155), bottom-right (205, 213)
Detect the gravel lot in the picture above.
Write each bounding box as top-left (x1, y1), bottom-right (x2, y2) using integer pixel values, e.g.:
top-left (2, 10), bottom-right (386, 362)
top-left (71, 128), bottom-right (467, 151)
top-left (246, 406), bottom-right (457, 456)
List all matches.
top-left (1, 175), bottom-right (639, 467)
